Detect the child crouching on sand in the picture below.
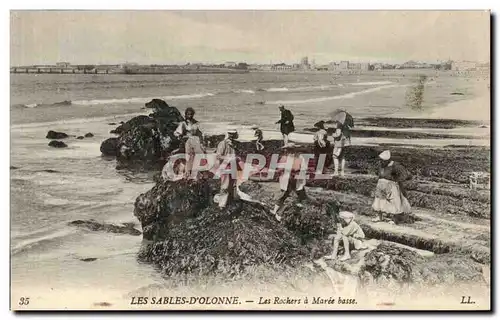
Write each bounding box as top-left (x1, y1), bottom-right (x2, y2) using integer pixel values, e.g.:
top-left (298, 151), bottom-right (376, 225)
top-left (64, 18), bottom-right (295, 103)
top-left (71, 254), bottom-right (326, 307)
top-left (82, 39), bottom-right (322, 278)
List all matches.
top-left (324, 211), bottom-right (367, 261)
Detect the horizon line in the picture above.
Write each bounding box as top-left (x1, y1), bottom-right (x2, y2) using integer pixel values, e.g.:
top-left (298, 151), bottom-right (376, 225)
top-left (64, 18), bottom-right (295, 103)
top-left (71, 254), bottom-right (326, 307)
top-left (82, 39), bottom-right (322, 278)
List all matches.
top-left (11, 58), bottom-right (488, 68)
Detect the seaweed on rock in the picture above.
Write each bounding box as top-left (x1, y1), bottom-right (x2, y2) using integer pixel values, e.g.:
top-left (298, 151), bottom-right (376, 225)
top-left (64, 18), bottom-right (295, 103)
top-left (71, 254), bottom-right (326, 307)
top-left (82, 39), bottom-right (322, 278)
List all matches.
top-left (138, 200), bottom-right (308, 277)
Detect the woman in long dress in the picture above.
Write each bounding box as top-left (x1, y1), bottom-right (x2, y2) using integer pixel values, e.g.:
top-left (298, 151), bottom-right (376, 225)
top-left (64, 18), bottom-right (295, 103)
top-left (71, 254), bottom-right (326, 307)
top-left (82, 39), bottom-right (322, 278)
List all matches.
top-left (276, 105), bottom-right (295, 145)
top-left (174, 107), bottom-right (205, 177)
top-left (372, 150), bottom-right (412, 224)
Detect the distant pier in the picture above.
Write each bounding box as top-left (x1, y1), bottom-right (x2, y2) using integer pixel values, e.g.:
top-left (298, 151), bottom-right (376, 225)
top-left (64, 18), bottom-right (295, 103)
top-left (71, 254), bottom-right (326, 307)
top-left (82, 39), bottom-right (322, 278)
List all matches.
top-left (11, 67), bottom-right (112, 74)
top-left (10, 66), bottom-right (249, 75)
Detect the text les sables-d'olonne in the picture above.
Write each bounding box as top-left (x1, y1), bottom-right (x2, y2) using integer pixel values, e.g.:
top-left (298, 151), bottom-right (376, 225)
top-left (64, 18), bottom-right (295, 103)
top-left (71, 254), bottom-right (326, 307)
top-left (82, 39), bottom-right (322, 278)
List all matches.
top-left (130, 296), bottom-right (357, 305)
top-left (130, 296), bottom-right (241, 305)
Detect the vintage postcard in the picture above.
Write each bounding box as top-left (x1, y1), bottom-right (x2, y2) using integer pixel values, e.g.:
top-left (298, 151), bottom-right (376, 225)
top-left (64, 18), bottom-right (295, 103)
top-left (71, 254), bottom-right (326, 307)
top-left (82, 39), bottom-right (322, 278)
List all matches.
top-left (10, 10), bottom-right (491, 311)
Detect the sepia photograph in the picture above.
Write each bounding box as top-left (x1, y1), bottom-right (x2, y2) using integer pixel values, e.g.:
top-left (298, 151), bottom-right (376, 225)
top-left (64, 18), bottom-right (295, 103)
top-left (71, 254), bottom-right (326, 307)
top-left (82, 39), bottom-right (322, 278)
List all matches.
top-left (9, 9), bottom-right (491, 311)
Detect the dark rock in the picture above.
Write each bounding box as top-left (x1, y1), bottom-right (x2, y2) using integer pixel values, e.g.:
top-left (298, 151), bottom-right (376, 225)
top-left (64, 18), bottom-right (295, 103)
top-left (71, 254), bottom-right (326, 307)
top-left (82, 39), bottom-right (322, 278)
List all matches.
top-left (10, 166), bottom-right (19, 170)
top-left (116, 124), bottom-right (177, 162)
top-left (145, 99), bottom-right (183, 123)
top-left (46, 130), bottom-right (69, 139)
top-left (133, 176), bottom-right (342, 277)
top-left (77, 136), bottom-right (84, 140)
top-left (110, 115), bottom-right (155, 135)
top-left (48, 140), bottom-right (68, 148)
top-left (134, 172), bottom-right (219, 241)
top-left (362, 243), bottom-right (423, 283)
top-left (80, 258), bottom-right (98, 262)
top-left (41, 169), bottom-right (59, 173)
top-left (137, 199), bottom-right (307, 276)
top-left (84, 132), bottom-right (94, 138)
top-left (53, 100), bottom-right (72, 106)
top-left (358, 117), bottom-right (485, 129)
top-left (280, 198), bottom-right (340, 244)
top-left (100, 99), bottom-right (185, 166)
top-left (68, 219), bottom-right (142, 236)
top-left (360, 244), bottom-right (483, 285)
top-left (108, 122), bottom-right (117, 125)
top-left (100, 137), bottom-right (119, 156)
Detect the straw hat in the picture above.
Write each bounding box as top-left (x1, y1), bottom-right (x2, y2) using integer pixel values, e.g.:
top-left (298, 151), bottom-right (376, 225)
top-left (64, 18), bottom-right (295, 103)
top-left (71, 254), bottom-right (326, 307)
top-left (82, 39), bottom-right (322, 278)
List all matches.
top-left (339, 211), bottom-right (355, 220)
top-left (250, 125), bottom-right (259, 130)
top-left (379, 150), bottom-right (391, 161)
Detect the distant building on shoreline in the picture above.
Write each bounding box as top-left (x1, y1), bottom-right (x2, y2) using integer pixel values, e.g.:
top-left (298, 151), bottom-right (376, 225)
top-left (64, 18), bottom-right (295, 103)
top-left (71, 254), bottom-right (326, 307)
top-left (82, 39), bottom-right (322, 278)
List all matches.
top-left (328, 60), bottom-right (370, 71)
top-left (56, 62), bottom-right (71, 68)
top-left (300, 56), bottom-right (310, 70)
top-left (270, 63), bottom-right (293, 71)
top-left (451, 60), bottom-right (479, 71)
top-left (16, 58), bottom-right (486, 75)
top-left (450, 60), bottom-right (490, 75)
top-left (224, 61), bottom-right (237, 68)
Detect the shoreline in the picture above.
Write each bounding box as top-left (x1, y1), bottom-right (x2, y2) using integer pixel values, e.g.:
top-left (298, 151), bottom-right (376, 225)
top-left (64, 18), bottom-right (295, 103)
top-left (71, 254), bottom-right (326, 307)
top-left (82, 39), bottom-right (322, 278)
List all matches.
top-left (393, 79), bottom-right (490, 122)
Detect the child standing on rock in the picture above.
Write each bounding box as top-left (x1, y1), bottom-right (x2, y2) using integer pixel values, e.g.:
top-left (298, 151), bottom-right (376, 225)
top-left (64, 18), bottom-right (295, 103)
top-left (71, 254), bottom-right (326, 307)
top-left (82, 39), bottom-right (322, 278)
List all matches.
top-left (251, 125), bottom-right (264, 151)
top-left (330, 120), bottom-right (350, 176)
top-left (324, 211), bottom-right (366, 261)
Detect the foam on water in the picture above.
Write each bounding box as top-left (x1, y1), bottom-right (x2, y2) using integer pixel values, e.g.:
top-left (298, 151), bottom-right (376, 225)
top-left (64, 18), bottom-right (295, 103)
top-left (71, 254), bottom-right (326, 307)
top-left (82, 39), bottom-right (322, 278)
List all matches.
top-left (72, 93), bottom-right (215, 105)
top-left (10, 112), bottom-right (146, 130)
top-left (349, 81), bottom-right (394, 86)
top-left (232, 89), bottom-right (255, 94)
top-left (11, 228), bottom-right (79, 256)
top-left (266, 84), bottom-right (405, 105)
top-left (264, 87), bottom-right (288, 92)
top-left (264, 84), bottom-right (343, 92)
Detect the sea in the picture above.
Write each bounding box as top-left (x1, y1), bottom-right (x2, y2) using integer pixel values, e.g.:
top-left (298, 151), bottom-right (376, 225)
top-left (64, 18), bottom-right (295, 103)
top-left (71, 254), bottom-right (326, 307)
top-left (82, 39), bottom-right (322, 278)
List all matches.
top-left (9, 71), bottom-right (485, 308)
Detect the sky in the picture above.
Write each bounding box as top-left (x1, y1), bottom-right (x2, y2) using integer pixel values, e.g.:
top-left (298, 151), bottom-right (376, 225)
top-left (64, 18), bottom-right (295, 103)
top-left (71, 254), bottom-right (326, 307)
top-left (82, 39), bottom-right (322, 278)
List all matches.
top-left (10, 10), bottom-right (490, 66)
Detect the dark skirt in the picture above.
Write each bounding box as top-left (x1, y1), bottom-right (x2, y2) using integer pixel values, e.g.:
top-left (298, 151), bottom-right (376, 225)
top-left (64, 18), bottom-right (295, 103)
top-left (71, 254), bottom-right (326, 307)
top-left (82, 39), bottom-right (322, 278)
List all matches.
top-left (314, 141), bottom-right (332, 168)
top-left (280, 122), bottom-right (295, 135)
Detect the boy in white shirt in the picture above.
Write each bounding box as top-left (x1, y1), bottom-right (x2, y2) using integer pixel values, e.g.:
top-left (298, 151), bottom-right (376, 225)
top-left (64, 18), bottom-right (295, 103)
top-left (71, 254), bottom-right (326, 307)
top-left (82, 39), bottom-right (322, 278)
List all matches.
top-left (324, 211), bottom-right (366, 261)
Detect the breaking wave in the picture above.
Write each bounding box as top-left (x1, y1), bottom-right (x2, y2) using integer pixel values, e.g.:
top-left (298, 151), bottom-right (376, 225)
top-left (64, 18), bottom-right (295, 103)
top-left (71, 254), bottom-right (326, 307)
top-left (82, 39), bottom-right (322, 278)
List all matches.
top-left (263, 85), bottom-right (335, 92)
top-left (266, 84), bottom-right (405, 105)
top-left (11, 228), bottom-right (78, 256)
top-left (231, 89), bottom-right (255, 94)
top-left (11, 93), bottom-right (216, 108)
top-left (12, 100), bottom-right (73, 109)
top-left (265, 87), bottom-right (290, 92)
top-left (262, 82), bottom-right (371, 92)
top-left (12, 81), bottom-right (394, 109)
top-left (349, 81), bottom-right (394, 86)
top-left (72, 93), bottom-right (216, 105)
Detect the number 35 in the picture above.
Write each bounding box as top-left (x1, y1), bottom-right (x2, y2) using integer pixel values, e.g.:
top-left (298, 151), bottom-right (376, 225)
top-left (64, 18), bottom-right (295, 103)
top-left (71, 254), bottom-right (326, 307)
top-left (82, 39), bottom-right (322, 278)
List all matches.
top-left (19, 297), bottom-right (30, 305)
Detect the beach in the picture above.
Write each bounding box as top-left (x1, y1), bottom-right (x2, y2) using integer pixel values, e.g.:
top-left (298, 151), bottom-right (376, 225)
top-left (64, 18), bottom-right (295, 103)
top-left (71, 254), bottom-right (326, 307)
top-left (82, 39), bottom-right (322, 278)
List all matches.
top-left (10, 70), bottom-right (490, 310)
